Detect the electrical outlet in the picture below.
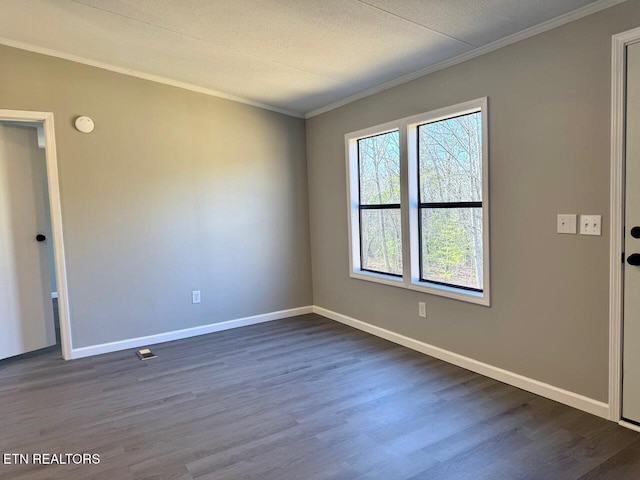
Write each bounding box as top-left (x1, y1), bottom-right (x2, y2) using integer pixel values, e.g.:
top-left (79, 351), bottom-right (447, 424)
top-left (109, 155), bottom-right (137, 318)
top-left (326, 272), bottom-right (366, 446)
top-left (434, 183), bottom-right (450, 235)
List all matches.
top-left (580, 215), bottom-right (602, 236)
top-left (557, 214), bottom-right (577, 234)
top-left (418, 302), bottom-right (426, 318)
top-left (191, 290), bottom-right (201, 304)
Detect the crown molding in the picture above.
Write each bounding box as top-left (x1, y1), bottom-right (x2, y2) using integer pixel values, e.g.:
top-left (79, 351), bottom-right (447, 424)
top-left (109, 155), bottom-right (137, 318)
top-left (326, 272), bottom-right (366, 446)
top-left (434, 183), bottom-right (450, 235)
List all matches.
top-left (304, 0), bottom-right (628, 119)
top-left (0, 37), bottom-right (304, 119)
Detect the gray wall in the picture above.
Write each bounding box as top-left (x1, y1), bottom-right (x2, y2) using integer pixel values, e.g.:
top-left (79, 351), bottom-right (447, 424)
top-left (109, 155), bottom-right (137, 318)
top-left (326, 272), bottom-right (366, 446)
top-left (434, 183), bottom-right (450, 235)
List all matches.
top-left (306, 0), bottom-right (640, 402)
top-left (0, 45), bottom-right (312, 348)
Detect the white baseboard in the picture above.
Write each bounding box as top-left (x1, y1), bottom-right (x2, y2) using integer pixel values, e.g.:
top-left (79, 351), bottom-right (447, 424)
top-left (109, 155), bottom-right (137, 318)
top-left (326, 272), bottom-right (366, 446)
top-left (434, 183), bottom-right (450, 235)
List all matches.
top-left (70, 306), bottom-right (313, 359)
top-left (313, 306), bottom-right (610, 420)
top-left (619, 420), bottom-right (640, 433)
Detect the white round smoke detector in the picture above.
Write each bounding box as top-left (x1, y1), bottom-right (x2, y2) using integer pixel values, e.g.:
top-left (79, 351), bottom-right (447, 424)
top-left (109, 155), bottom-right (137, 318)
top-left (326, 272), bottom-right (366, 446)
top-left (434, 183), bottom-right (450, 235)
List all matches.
top-left (74, 116), bottom-right (95, 134)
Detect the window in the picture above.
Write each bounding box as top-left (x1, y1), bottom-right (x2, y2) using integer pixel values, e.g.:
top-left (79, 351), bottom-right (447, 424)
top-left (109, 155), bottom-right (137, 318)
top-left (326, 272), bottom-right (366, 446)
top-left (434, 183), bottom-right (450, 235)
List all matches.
top-left (357, 131), bottom-right (402, 276)
top-left (346, 98), bottom-right (490, 305)
top-left (417, 112), bottom-right (483, 291)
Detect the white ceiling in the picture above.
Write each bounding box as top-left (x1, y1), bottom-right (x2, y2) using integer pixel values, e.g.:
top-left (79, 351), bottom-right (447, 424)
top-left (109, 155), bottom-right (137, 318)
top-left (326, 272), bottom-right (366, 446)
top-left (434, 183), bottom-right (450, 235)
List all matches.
top-left (0, 0), bottom-right (614, 116)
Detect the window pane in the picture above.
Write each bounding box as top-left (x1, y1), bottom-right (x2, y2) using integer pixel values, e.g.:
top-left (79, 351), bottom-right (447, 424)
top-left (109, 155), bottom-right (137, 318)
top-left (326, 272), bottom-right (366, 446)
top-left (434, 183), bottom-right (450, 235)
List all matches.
top-left (358, 131), bottom-right (400, 205)
top-left (421, 207), bottom-right (483, 290)
top-left (419, 112), bottom-right (482, 203)
top-left (361, 208), bottom-right (402, 275)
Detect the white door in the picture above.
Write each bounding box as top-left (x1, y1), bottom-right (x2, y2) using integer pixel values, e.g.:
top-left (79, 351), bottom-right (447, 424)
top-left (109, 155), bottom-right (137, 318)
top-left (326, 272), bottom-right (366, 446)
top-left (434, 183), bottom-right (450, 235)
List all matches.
top-left (623, 41), bottom-right (640, 424)
top-left (0, 123), bottom-right (56, 360)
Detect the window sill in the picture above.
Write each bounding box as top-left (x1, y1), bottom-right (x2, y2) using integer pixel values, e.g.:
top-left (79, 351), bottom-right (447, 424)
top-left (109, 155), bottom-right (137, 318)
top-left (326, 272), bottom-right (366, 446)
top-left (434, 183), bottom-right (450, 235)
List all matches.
top-left (350, 270), bottom-right (403, 288)
top-left (407, 281), bottom-right (489, 306)
top-left (350, 269), bottom-right (490, 306)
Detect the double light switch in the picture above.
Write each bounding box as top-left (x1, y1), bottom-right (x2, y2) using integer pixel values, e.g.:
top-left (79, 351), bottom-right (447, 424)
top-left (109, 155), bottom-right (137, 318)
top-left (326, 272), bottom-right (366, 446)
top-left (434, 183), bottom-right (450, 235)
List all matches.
top-left (557, 214), bottom-right (601, 236)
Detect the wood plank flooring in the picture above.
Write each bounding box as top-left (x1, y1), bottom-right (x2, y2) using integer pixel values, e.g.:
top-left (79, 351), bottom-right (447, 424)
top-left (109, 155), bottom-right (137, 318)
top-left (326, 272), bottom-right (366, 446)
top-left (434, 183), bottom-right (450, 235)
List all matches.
top-left (0, 313), bottom-right (638, 480)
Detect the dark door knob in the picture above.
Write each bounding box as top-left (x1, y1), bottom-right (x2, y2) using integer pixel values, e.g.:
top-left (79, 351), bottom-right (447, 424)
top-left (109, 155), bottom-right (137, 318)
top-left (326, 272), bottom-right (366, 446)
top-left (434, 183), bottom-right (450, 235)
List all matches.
top-left (35, 234), bottom-right (46, 242)
top-left (628, 253), bottom-right (640, 266)
top-left (632, 227), bottom-right (640, 239)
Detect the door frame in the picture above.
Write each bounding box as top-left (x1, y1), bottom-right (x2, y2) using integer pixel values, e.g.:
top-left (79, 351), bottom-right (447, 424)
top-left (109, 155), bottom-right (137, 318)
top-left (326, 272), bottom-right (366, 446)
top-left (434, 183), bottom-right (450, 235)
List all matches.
top-left (0, 110), bottom-right (72, 360)
top-left (610, 27), bottom-right (640, 429)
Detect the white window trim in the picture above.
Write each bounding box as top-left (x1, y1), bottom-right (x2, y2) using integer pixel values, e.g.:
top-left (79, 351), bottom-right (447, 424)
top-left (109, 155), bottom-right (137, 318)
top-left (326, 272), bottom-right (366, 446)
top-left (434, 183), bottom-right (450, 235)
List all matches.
top-left (345, 98), bottom-right (490, 306)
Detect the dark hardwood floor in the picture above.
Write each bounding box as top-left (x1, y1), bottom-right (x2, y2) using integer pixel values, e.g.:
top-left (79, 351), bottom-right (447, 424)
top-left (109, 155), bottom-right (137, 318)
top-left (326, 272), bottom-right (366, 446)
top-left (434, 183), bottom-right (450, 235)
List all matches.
top-left (0, 313), bottom-right (638, 480)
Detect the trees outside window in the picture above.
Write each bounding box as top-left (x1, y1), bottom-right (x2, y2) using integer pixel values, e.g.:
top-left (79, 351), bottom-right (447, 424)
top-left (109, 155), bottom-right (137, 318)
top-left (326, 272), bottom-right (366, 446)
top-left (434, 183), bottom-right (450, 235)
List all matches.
top-left (418, 112), bottom-right (483, 291)
top-left (358, 131), bottom-right (402, 276)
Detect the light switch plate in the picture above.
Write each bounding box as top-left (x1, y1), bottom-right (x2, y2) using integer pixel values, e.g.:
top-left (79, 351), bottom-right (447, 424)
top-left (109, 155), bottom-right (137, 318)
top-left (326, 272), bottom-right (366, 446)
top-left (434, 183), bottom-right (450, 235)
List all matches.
top-left (580, 215), bottom-right (602, 236)
top-left (557, 214), bottom-right (577, 234)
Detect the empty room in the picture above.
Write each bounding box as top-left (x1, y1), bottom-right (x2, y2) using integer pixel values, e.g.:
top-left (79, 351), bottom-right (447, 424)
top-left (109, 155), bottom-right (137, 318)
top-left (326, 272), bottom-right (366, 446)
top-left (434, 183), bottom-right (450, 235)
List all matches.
top-left (2, 0), bottom-right (640, 478)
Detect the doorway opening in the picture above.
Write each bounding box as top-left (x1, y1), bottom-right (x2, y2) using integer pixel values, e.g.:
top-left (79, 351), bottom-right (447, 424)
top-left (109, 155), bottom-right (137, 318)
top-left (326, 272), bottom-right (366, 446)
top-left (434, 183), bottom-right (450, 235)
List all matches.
top-left (0, 110), bottom-right (72, 360)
